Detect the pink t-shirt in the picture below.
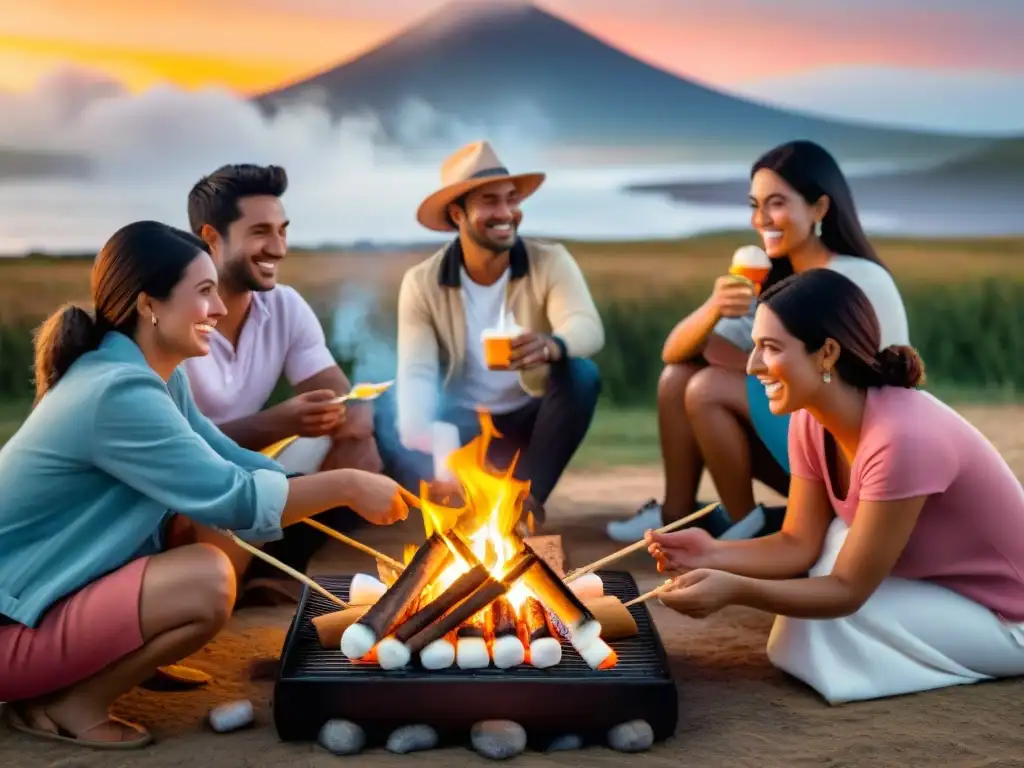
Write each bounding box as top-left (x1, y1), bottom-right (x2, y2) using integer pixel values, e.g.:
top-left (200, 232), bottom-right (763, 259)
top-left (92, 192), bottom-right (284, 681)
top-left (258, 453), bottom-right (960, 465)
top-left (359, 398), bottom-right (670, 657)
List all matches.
top-left (789, 386), bottom-right (1024, 621)
top-left (184, 285), bottom-right (337, 424)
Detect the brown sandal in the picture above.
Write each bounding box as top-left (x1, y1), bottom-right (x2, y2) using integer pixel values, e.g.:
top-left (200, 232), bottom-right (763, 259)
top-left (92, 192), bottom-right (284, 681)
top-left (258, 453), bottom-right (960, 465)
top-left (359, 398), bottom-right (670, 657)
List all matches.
top-left (140, 664), bottom-right (213, 691)
top-left (5, 706), bottom-right (153, 750)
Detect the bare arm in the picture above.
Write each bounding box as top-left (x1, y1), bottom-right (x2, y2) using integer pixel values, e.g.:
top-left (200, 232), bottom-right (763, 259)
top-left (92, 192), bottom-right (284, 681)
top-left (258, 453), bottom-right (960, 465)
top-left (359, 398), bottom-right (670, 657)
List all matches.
top-left (280, 468), bottom-right (397, 527)
top-left (733, 495), bottom-right (927, 619)
top-left (705, 474), bottom-right (835, 579)
top-left (662, 277), bottom-right (755, 365)
top-left (661, 299), bottom-right (720, 364)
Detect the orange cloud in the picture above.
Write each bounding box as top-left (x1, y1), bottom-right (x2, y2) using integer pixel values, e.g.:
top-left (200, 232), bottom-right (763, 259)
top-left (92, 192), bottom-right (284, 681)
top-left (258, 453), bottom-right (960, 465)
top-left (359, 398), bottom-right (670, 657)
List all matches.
top-left (1, 0), bottom-right (1019, 96)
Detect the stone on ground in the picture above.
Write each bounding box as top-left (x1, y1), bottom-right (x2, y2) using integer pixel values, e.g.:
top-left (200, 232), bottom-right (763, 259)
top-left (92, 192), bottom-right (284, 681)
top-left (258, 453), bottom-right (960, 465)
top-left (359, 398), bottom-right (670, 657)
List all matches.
top-left (471, 720), bottom-right (528, 759)
top-left (607, 719), bottom-right (654, 752)
top-left (318, 719), bottom-right (365, 755)
top-left (386, 724), bottom-right (439, 753)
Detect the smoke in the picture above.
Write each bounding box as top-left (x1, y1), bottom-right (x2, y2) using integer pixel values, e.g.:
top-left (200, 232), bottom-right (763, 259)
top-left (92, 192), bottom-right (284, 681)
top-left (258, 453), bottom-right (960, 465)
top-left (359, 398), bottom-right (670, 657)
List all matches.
top-left (330, 282), bottom-right (398, 385)
top-left (0, 66), bottom-right (761, 255)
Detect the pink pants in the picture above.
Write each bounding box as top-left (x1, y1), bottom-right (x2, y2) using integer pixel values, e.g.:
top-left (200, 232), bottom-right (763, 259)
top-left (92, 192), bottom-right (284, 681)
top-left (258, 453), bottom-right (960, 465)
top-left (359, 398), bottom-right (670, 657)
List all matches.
top-left (0, 556), bottom-right (150, 702)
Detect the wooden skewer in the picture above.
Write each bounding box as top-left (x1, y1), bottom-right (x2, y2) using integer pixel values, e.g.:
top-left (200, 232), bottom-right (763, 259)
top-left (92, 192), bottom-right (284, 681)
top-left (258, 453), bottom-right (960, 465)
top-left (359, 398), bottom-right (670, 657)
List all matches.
top-left (303, 518), bottom-right (406, 573)
top-left (624, 580), bottom-right (675, 607)
top-left (564, 500), bottom-right (721, 583)
top-left (219, 529), bottom-right (348, 608)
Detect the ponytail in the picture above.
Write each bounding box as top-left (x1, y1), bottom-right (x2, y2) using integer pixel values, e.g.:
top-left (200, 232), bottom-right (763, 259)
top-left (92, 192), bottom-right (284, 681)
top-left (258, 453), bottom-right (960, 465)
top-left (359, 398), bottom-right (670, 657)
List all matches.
top-left (876, 345), bottom-right (926, 389)
top-left (32, 304), bottom-right (102, 405)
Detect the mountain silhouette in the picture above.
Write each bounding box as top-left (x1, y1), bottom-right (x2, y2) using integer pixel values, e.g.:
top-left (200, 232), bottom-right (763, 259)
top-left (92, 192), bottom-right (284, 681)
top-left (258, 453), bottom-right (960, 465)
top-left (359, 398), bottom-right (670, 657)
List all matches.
top-left (256, 0), bottom-right (988, 164)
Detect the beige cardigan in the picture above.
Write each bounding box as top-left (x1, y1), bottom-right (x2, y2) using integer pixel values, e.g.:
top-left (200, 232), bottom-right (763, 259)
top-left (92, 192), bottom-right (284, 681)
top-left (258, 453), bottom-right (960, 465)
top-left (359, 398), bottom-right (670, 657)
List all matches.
top-left (395, 237), bottom-right (605, 451)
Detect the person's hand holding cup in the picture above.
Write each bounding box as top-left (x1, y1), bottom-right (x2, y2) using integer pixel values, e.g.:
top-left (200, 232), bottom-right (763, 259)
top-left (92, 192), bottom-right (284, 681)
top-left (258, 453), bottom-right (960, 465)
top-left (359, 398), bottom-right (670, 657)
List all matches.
top-left (728, 245), bottom-right (772, 296)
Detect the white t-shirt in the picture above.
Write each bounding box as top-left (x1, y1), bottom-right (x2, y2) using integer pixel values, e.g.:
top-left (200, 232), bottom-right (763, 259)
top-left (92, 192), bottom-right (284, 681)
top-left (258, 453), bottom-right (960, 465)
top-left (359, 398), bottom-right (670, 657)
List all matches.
top-left (713, 255), bottom-right (910, 353)
top-left (447, 268), bottom-right (532, 414)
top-left (184, 285), bottom-right (337, 424)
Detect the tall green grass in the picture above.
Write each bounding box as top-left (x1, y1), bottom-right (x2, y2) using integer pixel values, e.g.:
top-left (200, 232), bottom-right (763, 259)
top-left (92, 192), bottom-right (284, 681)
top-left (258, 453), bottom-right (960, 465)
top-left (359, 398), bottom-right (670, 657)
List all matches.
top-left (1, 278), bottom-right (1021, 404)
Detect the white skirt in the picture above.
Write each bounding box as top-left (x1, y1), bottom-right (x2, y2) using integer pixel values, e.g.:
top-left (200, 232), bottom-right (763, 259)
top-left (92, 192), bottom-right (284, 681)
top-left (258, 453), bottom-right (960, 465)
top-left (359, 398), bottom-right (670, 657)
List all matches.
top-left (767, 517), bottom-right (1024, 704)
top-left (272, 436), bottom-right (333, 475)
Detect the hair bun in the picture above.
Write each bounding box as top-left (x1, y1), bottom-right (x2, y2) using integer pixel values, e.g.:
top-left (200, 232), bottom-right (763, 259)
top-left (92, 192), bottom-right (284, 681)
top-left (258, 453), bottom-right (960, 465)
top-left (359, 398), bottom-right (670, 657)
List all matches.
top-left (877, 345), bottom-right (926, 388)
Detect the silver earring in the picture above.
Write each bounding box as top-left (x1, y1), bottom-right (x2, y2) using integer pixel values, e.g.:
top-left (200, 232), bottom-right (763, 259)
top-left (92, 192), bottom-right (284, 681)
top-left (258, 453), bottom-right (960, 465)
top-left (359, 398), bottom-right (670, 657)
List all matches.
top-left (151, 315), bottom-right (158, 327)
top-left (822, 370), bottom-right (831, 384)
top-left (814, 220), bottom-right (823, 237)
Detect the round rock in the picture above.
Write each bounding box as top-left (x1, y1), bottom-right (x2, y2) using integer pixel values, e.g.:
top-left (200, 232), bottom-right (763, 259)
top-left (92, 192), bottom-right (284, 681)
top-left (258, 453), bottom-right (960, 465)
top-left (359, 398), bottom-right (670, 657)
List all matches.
top-left (318, 719), bottom-right (365, 755)
top-left (471, 720), bottom-right (527, 760)
top-left (546, 733), bottom-right (583, 752)
top-left (386, 724), bottom-right (439, 754)
top-left (607, 719), bottom-right (654, 752)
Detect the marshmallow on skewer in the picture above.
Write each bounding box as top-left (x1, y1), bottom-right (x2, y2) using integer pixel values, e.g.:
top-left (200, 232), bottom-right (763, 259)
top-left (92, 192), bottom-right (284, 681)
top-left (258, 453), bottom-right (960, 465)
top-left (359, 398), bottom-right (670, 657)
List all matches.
top-left (375, 637), bottom-right (411, 670)
top-left (420, 633), bottom-right (457, 670)
top-left (567, 572), bottom-right (603, 601)
top-left (349, 573), bottom-right (387, 605)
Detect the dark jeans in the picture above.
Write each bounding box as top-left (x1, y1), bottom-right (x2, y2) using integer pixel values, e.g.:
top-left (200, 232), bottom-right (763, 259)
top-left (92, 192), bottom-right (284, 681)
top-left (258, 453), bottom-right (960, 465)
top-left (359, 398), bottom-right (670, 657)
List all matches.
top-left (248, 358), bottom-right (600, 576)
top-left (376, 357), bottom-right (602, 505)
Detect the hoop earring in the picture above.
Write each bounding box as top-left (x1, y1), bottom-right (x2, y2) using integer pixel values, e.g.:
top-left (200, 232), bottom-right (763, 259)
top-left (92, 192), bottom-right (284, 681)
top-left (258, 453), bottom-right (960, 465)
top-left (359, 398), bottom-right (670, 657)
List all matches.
top-left (814, 220), bottom-right (823, 238)
top-left (822, 370), bottom-right (831, 384)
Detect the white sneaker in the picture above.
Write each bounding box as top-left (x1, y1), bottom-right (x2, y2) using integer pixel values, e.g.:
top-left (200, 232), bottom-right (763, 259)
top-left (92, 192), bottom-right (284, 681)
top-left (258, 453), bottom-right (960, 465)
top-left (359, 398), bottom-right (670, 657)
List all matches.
top-left (718, 505), bottom-right (766, 540)
top-left (606, 500), bottom-right (663, 543)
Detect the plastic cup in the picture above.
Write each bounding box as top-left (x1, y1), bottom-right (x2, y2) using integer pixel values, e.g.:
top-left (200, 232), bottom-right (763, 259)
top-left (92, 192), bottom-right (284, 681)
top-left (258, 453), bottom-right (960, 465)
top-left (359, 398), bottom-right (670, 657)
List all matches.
top-left (481, 328), bottom-right (517, 371)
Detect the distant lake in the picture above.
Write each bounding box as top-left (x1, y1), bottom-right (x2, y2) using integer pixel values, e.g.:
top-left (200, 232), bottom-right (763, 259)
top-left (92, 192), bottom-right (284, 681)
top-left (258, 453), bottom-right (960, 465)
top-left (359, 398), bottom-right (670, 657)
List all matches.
top-left (0, 157), bottom-right (1004, 256)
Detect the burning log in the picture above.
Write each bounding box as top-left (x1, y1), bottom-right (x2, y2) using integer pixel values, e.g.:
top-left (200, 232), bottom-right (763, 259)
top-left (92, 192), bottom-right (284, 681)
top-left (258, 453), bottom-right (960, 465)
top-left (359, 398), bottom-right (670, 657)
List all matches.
top-left (521, 546), bottom-right (602, 648)
top-left (404, 550), bottom-right (538, 655)
top-left (456, 611), bottom-right (490, 669)
top-left (522, 596), bottom-right (561, 669)
top-left (583, 596), bottom-right (638, 642)
top-left (341, 533), bottom-right (453, 660)
top-left (375, 564), bottom-right (490, 669)
top-left (488, 596), bottom-right (525, 669)
top-left (312, 605), bottom-right (371, 649)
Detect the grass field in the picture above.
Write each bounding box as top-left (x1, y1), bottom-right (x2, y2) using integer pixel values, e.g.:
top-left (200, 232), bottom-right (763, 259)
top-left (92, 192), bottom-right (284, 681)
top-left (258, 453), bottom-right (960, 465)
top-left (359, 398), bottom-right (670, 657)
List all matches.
top-left (4, 232), bottom-right (1024, 323)
top-left (2, 232), bottom-right (1023, 463)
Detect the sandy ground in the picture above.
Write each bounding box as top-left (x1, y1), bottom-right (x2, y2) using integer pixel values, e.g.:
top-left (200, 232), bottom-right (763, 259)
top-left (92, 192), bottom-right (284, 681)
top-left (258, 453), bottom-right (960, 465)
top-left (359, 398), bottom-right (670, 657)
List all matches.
top-left (2, 403), bottom-right (1024, 767)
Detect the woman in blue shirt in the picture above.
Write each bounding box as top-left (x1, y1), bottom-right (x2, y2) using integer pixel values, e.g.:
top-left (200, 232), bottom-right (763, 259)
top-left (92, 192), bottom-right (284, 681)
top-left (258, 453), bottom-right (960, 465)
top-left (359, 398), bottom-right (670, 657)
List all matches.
top-left (0, 221), bottom-right (411, 749)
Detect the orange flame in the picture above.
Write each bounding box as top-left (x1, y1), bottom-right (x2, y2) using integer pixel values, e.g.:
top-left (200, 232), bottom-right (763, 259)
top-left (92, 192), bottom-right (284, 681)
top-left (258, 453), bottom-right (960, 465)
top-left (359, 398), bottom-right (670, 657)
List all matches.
top-left (418, 410), bottom-right (533, 610)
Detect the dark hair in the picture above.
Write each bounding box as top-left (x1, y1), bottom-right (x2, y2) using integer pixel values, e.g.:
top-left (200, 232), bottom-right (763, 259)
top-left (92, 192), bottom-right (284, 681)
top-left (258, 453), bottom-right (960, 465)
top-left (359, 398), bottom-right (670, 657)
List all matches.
top-left (187, 164), bottom-right (288, 237)
top-left (752, 140), bottom-right (885, 291)
top-left (32, 221), bottom-right (209, 403)
top-left (759, 268), bottom-right (925, 389)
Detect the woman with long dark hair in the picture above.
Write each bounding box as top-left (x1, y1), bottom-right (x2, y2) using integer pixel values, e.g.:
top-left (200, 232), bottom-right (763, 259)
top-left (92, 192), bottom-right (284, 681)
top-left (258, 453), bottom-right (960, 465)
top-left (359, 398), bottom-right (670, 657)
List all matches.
top-left (608, 140), bottom-right (910, 543)
top-left (0, 221), bottom-right (411, 749)
top-left (645, 269), bottom-right (1024, 704)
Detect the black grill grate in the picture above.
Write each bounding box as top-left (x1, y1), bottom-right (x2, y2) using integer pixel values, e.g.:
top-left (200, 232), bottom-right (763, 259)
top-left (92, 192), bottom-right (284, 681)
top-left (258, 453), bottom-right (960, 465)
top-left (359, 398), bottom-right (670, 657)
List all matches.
top-left (273, 570), bottom-right (678, 745)
top-left (280, 571), bottom-right (670, 680)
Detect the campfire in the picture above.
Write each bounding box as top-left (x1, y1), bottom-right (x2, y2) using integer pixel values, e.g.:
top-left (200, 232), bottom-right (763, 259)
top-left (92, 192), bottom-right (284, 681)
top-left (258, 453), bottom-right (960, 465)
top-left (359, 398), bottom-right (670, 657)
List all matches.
top-left (337, 412), bottom-right (615, 672)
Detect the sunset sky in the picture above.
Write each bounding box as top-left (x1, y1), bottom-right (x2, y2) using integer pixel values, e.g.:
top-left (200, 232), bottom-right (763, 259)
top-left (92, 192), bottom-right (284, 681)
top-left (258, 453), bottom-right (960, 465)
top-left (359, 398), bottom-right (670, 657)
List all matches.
top-left (2, 0), bottom-right (1022, 96)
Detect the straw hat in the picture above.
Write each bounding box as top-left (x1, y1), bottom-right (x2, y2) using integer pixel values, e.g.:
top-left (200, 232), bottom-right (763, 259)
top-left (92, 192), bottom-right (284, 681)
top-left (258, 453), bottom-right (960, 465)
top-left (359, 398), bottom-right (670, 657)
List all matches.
top-left (416, 141), bottom-right (546, 232)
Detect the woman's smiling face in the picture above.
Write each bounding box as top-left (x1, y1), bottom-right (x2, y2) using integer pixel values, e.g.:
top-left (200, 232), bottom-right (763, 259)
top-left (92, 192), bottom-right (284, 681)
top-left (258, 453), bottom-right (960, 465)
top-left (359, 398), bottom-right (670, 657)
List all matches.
top-left (749, 168), bottom-right (825, 259)
top-left (747, 303), bottom-right (828, 415)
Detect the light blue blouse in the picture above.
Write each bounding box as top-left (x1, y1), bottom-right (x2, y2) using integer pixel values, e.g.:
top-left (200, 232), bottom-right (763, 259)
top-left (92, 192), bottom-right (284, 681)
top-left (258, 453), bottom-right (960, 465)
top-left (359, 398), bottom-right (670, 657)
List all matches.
top-left (0, 331), bottom-right (289, 628)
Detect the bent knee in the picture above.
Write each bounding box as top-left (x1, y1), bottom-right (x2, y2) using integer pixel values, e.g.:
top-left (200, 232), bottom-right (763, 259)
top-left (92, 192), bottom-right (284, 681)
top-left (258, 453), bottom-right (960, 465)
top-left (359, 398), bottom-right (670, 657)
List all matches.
top-left (683, 366), bottom-right (743, 415)
top-left (188, 543), bottom-right (237, 627)
top-left (566, 358), bottom-right (601, 409)
top-left (658, 362), bottom-right (701, 401)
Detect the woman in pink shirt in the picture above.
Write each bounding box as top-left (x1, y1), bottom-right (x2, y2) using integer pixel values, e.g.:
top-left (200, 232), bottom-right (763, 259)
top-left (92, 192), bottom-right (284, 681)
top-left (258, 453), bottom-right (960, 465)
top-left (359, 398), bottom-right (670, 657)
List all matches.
top-left (645, 268), bottom-right (1024, 704)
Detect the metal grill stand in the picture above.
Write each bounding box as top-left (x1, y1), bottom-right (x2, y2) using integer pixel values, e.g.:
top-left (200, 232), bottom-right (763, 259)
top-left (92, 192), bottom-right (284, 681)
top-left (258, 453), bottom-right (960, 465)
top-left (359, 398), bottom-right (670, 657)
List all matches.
top-left (273, 571), bottom-right (679, 747)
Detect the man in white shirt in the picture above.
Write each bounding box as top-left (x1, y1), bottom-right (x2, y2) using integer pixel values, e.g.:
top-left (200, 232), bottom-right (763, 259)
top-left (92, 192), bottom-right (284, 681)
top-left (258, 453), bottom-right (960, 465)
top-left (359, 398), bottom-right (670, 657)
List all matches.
top-left (378, 142), bottom-right (605, 524)
top-left (184, 164), bottom-right (384, 602)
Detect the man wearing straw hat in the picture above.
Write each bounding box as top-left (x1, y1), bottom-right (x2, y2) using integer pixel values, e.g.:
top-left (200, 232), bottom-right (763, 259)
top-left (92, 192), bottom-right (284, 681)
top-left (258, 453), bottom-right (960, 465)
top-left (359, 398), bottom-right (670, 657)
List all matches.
top-left (378, 141), bottom-right (604, 523)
